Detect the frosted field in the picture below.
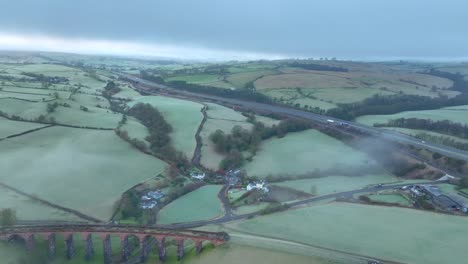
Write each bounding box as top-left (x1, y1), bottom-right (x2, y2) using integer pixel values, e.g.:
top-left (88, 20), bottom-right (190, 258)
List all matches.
top-left (227, 202), bottom-right (468, 264)
top-left (0, 98), bottom-right (122, 128)
top-left (130, 96), bottom-right (204, 158)
top-left (244, 130), bottom-right (372, 177)
top-left (273, 174), bottom-right (398, 195)
top-left (0, 185), bottom-right (81, 221)
top-left (0, 127), bottom-right (167, 220)
top-left (0, 116), bottom-right (46, 139)
top-left (158, 185), bottom-right (224, 224)
top-left (357, 106), bottom-right (468, 126)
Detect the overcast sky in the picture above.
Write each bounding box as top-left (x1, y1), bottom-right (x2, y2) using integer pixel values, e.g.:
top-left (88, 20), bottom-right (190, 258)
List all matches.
top-left (0, 0), bottom-right (467, 61)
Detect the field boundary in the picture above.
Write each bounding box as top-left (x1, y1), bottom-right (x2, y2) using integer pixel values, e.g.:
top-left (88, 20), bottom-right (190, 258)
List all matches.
top-left (0, 124), bottom-right (54, 141)
top-left (0, 182), bottom-right (102, 223)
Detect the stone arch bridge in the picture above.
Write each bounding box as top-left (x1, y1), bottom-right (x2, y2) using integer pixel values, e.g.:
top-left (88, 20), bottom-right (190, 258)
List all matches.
top-left (0, 224), bottom-right (229, 263)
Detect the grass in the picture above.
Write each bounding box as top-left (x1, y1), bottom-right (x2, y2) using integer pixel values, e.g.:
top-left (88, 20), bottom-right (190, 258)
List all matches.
top-left (204, 102), bottom-right (247, 121)
top-left (0, 116), bottom-right (46, 138)
top-left (226, 70), bottom-right (277, 88)
top-left (0, 185), bottom-right (82, 221)
top-left (243, 130), bottom-right (372, 178)
top-left (0, 98), bottom-right (122, 128)
top-left (120, 116), bottom-right (150, 147)
top-left (272, 174), bottom-right (398, 196)
top-left (129, 96), bottom-right (204, 158)
top-left (227, 202), bottom-right (468, 264)
top-left (199, 103), bottom-right (253, 170)
top-left (166, 74), bottom-right (220, 84)
top-left (158, 185), bottom-right (223, 224)
top-left (233, 203), bottom-right (270, 215)
top-left (357, 106), bottom-right (468, 126)
top-left (368, 193), bottom-right (412, 206)
top-left (384, 127), bottom-right (468, 143)
top-left (0, 127), bottom-right (167, 220)
top-left (254, 67), bottom-right (456, 104)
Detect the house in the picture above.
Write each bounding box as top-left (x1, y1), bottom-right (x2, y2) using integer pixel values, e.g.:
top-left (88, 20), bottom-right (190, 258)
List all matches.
top-left (421, 185), bottom-right (442, 197)
top-left (141, 200), bottom-right (157, 210)
top-left (190, 172), bottom-right (206, 180)
top-left (141, 195), bottom-right (152, 201)
top-left (226, 169), bottom-right (242, 186)
top-left (147, 190), bottom-right (165, 200)
top-left (246, 181), bottom-right (269, 193)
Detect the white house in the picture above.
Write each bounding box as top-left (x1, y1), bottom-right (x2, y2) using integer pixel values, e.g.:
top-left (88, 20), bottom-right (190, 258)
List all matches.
top-left (246, 181), bottom-right (269, 192)
top-left (191, 172), bottom-right (206, 180)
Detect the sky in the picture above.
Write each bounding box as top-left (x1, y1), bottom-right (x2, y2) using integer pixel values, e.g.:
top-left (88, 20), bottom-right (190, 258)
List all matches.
top-left (0, 0), bottom-right (467, 61)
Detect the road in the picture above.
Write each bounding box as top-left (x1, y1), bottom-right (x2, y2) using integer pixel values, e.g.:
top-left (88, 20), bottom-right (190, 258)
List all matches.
top-left (154, 180), bottom-right (446, 229)
top-left (119, 73), bottom-right (468, 162)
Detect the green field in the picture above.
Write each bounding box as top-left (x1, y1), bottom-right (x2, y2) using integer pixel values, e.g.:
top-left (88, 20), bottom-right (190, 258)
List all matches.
top-left (0, 116), bottom-right (46, 139)
top-left (0, 185), bottom-right (81, 221)
top-left (384, 127), bottom-right (468, 143)
top-left (158, 185), bottom-right (223, 224)
top-left (0, 127), bottom-right (167, 220)
top-left (357, 106), bottom-right (468, 126)
top-left (273, 174), bottom-right (398, 196)
top-left (226, 70), bottom-right (277, 88)
top-left (226, 202), bottom-right (468, 264)
top-left (368, 193), bottom-right (412, 206)
top-left (0, 98), bottom-right (122, 129)
top-left (243, 130), bottom-right (372, 177)
top-left (199, 103), bottom-right (253, 170)
top-left (166, 73), bottom-right (221, 84)
top-left (129, 96), bottom-right (204, 158)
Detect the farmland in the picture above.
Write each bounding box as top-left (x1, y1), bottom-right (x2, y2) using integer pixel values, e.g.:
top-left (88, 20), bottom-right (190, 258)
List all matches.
top-left (272, 174), bottom-right (398, 196)
top-left (0, 117), bottom-right (46, 139)
top-left (243, 130), bottom-right (372, 177)
top-left (0, 127), bottom-right (167, 220)
top-left (157, 185), bottom-right (223, 224)
top-left (199, 103), bottom-right (253, 170)
top-left (129, 96), bottom-right (204, 158)
top-left (367, 193), bottom-right (412, 206)
top-left (225, 202), bottom-right (468, 264)
top-left (0, 185), bottom-right (81, 221)
top-left (357, 106), bottom-right (468, 126)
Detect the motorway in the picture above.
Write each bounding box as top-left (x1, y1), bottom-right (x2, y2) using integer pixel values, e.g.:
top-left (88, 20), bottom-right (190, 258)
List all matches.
top-left (119, 73), bottom-right (468, 162)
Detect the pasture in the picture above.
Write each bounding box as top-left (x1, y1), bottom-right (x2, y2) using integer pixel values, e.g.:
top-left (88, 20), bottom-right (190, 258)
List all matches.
top-left (157, 185), bottom-right (223, 224)
top-left (199, 103), bottom-right (254, 170)
top-left (0, 127), bottom-right (167, 220)
top-left (0, 117), bottom-right (46, 139)
top-left (0, 185), bottom-right (81, 221)
top-left (384, 127), bottom-right (468, 143)
top-left (227, 202), bottom-right (468, 264)
top-left (0, 97), bottom-right (122, 129)
top-left (225, 70), bottom-right (277, 88)
top-left (129, 96), bottom-right (204, 158)
top-left (243, 130), bottom-right (372, 177)
top-left (166, 74), bottom-right (220, 84)
top-left (357, 106), bottom-right (468, 126)
top-left (272, 174), bottom-right (398, 196)
top-left (368, 193), bottom-right (412, 206)
top-left (254, 66), bottom-right (456, 105)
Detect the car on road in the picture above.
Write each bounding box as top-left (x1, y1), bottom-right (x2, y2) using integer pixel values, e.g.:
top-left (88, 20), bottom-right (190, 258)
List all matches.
top-left (376, 184), bottom-right (384, 188)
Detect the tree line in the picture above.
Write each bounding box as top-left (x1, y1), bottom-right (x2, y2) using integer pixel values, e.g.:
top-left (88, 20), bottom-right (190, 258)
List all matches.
top-left (327, 69), bottom-right (468, 120)
top-left (210, 118), bottom-right (311, 169)
top-left (138, 71), bottom-right (272, 103)
top-left (127, 103), bottom-right (188, 169)
top-left (374, 118), bottom-right (468, 139)
top-left (326, 93), bottom-right (468, 120)
top-left (287, 62), bottom-right (348, 72)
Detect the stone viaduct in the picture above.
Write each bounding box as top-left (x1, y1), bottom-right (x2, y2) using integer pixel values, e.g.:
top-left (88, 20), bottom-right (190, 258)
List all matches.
top-left (0, 224), bottom-right (229, 263)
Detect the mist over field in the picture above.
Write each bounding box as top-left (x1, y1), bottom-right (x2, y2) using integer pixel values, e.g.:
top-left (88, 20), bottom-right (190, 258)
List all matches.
top-left (0, 0), bottom-right (468, 60)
